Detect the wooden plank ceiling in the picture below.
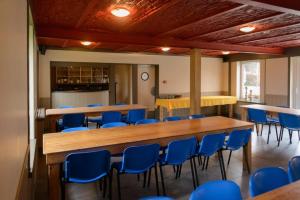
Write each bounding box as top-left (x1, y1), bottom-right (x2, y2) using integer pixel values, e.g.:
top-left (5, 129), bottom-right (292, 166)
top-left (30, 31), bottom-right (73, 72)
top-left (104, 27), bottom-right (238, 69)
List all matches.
top-left (31, 0), bottom-right (300, 56)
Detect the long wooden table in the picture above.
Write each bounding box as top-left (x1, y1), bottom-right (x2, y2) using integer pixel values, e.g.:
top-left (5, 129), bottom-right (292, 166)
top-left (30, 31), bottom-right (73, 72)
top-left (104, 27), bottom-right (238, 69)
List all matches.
top-left (156, 96), bottom-right (237, 120)
top-left (249, 180), bottom-right (300, 200)
top-left (43, 116), bottom-right (253, 200)
top-left (240, 104), bottom-right (300, 121)
top-left (46, 104), bottom-right (147, 132)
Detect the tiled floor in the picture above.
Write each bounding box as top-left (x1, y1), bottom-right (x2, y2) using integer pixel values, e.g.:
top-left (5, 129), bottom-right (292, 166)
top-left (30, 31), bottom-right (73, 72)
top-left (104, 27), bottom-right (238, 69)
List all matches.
top-left (36, 125), bottom-right (300, 200)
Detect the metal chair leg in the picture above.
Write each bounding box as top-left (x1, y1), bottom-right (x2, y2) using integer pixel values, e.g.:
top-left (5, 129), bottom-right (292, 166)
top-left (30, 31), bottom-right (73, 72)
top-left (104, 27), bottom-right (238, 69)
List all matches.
top-left (197, 155), bottom-right (202, 166)
top-left (154, 164), bottom-right (160, 196)
top-left (117, 172), bottom-right (121, 200)
top-left (202, 157), bottom-right (206, 170)
top-left (255, 123), bottom-right (259, 136)
top-left (298, 130), bottom-right (300, 141)
top-left (109, 171), bottom-right (113, 200)
top-left (227, 150), bottom-right (232, 166)
top-left (278, 126), bottom-right (283, 147)
top-left (260, 124), bottom-right (264, 136)
top-left (205, 156), bottom-right (210, 170)
top-left (243, 146), bottom-right (250, 174)
top-left (103, 176), bottom-right (107, 198)
top-left (220, 151), bottom-right (227, 180)
top-left (289, 130), bottom-right (293, 144)
top-left (267, 124), bottom-right (271, 144)
top-left (189, 159), bottom-right (196, 189)
top-left (147, 168), bottom-right (152, 187)
top-left (143, 171), bottom-right (147, 188)
top-left (159, 164), bottom-right (166, 195)
top-left (275, 124), bottom-right (279, 141)
top-left (192, 157), bottom-right (199, 186)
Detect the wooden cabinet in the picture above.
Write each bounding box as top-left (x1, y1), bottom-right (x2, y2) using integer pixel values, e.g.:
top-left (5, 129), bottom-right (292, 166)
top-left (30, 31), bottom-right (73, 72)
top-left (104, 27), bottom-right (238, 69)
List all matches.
top-left (51, 62), bottom-right (110, 91)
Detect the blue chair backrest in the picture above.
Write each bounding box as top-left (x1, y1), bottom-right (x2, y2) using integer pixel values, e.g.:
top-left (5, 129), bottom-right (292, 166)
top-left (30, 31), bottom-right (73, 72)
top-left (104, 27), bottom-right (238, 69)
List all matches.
top-left (163, 116), bottom-right (182, 122)
top-left (288, 156), bottom-right (300, 182)
top-left (164, 137), bottom-right (197, 165)
top-left (249, 167), bottom-right (289, 197)
top-left (188, 114), bottom-right (206, 119)
top-left (127, 109), bottom-right (146, 124)
top-left (198, 133), bottom-right (226, 156)
top-left (62, 113), bottom-right (85, 128)
top-left (278, 113), bottom-right (300, 129)
top-left (189, 180), bottom-right (242, 200)
top-left (226, 129), bottom-right (252, 150)
top-left (64, 150), bottom-right (111, 183)
top-left (62, 127), bottom-right (90, 133)
top-left (87, 104), bottom-right (104, 107)
top-left (101, 122), bottom-right (128, 128)
top-left (102, 111), bottom-right (122, 124)
top-left (248, 108), bottom-right (267, 123)
top-left (135, 119), bottom-right (159, 125)
top-left (121, 143), bottom-right (160, 173)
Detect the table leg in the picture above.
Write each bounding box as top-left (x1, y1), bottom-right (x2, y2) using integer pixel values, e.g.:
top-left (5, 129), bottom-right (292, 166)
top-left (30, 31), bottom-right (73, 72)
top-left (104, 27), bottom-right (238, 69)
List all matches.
top-left (243, 137), bottom-right (252, 173)
top-left (241, 108), bottom-right (247, 121)
top-left (217, 105), bottom-right (221, 116)
top-left (159, 106), bottom-right (164, 121)
top-left (229, 104), bottom-right (233, 118)
top-left (49, 117), bottom-right (58, 132)
top-left (48, 163), bottom-right (62, 200)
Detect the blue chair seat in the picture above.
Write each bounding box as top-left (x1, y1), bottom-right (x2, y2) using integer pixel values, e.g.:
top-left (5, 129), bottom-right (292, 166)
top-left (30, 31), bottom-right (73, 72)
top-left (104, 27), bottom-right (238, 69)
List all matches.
top-left (267, 117), bottom-right (279, 124)
top-left (62, 127), bottom-right (89, 133)
top-left (88, 116), bottom-right (102, 123)
top-left (101, 122), bottom-right (128, 128)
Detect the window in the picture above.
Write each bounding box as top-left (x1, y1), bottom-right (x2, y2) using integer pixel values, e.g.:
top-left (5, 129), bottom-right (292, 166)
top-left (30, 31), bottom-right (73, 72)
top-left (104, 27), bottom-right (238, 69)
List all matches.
top-left (240, 61), bottom-right (260, 100)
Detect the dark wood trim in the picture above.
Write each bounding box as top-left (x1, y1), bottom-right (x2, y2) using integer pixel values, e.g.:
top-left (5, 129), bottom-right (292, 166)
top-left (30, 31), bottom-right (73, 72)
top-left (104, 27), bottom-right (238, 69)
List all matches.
top-left (223, 53), bottom-right (285, 62)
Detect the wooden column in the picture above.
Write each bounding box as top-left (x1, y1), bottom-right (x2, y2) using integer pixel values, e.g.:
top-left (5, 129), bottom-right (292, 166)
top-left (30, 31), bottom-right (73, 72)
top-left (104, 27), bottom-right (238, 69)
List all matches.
top-left (190, 49), bottom-right (202, 114)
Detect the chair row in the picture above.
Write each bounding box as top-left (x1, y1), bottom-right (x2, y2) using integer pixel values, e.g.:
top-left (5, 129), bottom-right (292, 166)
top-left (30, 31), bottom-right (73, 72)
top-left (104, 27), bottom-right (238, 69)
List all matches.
top-left (62, 128), bottom-right (251, 199)
top-left (57, 104), bottom-right (206, 131)
top-left (248, 108), bottom-right (300, 146)
top-left (248, 155), bottom-right (300, 197)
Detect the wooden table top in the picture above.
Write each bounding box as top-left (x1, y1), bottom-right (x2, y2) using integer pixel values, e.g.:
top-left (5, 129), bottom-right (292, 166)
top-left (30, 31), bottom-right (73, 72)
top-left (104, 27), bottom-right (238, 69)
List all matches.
top-left (43, 116), bottom-right (253, 164)
top-left (240, 104), bottom-right (300, 115)
top-left (46, 104), bottom-right (147, 116)
top-left (250, 181), bottom-right (300, 200)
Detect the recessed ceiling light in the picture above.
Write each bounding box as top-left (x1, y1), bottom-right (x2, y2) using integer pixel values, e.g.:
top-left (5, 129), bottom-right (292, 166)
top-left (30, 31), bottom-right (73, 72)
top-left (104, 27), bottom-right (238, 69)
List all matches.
top-left (81, 41), bottom-right (92, 46)
top-left (111, 7), bottom-right (130, 17)
top-left (161, 47), bottom-right (171, 52)
top-left (240, 26), bottom-right (255, 33)
top-left (222, 51), bottom-right (230, 55)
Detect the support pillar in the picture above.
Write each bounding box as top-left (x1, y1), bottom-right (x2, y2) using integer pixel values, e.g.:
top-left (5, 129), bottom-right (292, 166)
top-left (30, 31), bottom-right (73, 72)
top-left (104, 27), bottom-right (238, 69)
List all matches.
top-left (190, 49), bottom-right (201, 115)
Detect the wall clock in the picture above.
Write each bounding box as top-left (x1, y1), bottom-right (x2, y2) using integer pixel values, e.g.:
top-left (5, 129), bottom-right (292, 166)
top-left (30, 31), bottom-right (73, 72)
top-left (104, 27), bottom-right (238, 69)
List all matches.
top-left (141, 72), bottom-right (149, 81)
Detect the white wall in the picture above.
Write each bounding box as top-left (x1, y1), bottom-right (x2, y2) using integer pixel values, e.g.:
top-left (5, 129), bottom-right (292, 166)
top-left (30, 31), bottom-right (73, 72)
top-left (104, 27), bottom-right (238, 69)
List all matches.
top-left (39, 50), bottom-right (226, 99)
top-left (0, 0), bottom-right (28, 199)
top-left (266, 58), bottom-right (289, 96)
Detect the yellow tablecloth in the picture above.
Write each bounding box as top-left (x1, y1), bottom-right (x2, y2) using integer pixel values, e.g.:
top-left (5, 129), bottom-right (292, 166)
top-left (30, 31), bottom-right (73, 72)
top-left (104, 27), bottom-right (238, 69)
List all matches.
top-left (156, 96), bottom-right (237, 111)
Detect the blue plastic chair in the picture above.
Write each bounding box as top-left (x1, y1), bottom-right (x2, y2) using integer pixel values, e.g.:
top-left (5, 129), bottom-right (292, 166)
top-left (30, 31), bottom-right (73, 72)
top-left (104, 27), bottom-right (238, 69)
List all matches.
top-left (101, 122), bottom-right (128, 128)
top-left (196, 133), bottom-right (226, 180)
top-left (56, 106), bottom-right (75, 131)
top-left (126, 109), bottom-right (146, 124)
top-left (62, 127), bottom-right (90, 133)
top-left (112, 143), bottom-right (161, 199)
top-left (63, 150), bottom-right (111, 198)
top-left (188, 114), bottom-right (206, 119)
top-left (136, 119), bottom-right (159, 125)
top-left (288, 156), bottom-right (300, 182)
top-left (163, 116), bottom-right (182, 122)
top-left (278, 113), bottom-right (300, 146)
top-left (61, 113), bottom-right (86, 130)
top-left (248, 108), bottom-right (279, 143)
top-left (86, 104), bottom-right (104, 128)
top-left (224, 129), bottom-right (252, 172)
top-left (159, 137), bottom-right (198, 194)
top-left (139, 197), bottom-right (174, 200)
top-left (101, 111), bottom-right (122, 125)
top-left (189, 180), bottom-right (242, 200)
top-left (249, 167), bottom-right (289, 197)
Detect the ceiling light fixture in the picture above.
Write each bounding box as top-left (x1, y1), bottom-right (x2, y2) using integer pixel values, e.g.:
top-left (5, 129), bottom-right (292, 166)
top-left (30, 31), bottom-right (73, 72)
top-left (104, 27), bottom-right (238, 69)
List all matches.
top-left (111, 7), bottom-right (130, 17)
top-left (222, 51), bottom-right (230, 55)
top-left (240, 26), bottom-right (255, 33)
top-left (81, 41), bottom-right (92, 46)
top-left (161, 47), bottom-right (171, 52)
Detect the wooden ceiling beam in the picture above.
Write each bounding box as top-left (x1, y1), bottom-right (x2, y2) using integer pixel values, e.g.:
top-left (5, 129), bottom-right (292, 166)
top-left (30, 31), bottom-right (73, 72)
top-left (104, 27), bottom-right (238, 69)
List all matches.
top-left (158, 4), bottom-right (247, 37)
top-left (36, 26), bottom-right (283, 54)
top-left (228, 0), bottom-right (300, 15)
top-left (188, 13), bottom-right (282, 40)
top-left (216, 20), bottom-right (300, 43)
